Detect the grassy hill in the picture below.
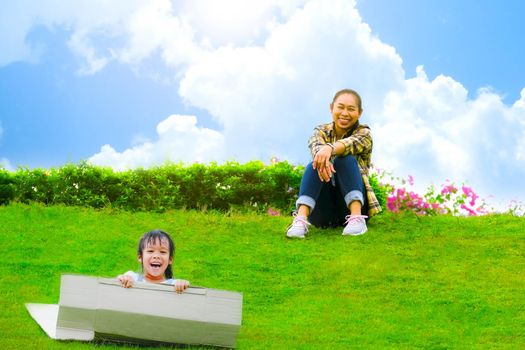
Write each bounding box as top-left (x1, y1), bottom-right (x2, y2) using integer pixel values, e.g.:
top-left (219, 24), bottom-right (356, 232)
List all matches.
top-left (1, 203), bottom-right (524, 349)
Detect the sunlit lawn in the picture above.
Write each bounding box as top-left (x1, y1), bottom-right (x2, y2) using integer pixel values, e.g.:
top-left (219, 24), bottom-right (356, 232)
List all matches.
top-left (1, 203), bottom-right (524, 349)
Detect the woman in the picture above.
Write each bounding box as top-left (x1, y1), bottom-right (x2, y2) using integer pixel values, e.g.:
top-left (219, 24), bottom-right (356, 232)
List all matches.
top-left (286, 89), bottom-right (381, 238)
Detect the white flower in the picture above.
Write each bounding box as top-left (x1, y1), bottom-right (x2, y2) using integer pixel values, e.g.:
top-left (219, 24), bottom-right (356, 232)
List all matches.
top-left (215, 182), bottom-right (231, 190)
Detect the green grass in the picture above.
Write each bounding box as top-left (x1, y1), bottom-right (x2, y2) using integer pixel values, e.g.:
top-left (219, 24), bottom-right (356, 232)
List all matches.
top-left (1, 203), bottom-right (524, 349)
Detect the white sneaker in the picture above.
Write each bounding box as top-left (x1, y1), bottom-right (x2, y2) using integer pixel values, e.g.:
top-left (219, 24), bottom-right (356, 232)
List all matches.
top-left (342, 215), bottom-right (368, 236)
top-left (286, 214), bottom-right (311, 238)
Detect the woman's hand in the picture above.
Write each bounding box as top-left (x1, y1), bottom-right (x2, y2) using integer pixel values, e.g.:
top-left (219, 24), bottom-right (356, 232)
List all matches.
top-left (117, 274), bottom-right (134, 288)
top-left (174, 279), bottom-right (190, 293)
top-left (313, 145), bottom-right (335, 182)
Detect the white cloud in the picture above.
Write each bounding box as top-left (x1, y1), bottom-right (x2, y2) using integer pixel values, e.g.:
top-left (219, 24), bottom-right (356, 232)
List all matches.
top-left (178, 0), bottom-right (404, 162)
top-left (373, 66), bottom-right (525, 203)
top-left (89, 115), bottom-right (224, 170)
top-left (0, 2), bottom-right (40, 67)
top-left (115, 0), bottom-right (203, 70)
top-left (0, 0), bottom-right (144, 72)
top-left (174, 0), bottom-right (307, 47)
top-left (88, 0), bottom-right (405, 165)
top-left (514, 88), bottom-right (525, 110)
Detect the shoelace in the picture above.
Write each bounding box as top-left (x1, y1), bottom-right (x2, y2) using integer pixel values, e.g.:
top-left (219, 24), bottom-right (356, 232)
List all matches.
top-left (288, 212), bottom-right (311, 230)
top-left (344, 214), bottom-right (368, 225)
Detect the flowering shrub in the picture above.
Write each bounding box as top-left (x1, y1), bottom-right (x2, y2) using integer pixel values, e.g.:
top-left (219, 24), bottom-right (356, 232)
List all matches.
top-left (376, 169), bottom-right (490, 216)
top-left (8, 160), bottom-right (524, 216)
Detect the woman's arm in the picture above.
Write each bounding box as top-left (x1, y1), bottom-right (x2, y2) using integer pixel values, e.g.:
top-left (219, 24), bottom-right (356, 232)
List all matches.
top-left (307, 127), bottom-right (328, 158)
top-left (336, 126), bottom-right (373, 156)
top-left (313, 145), bottom-right (335, 182)
top-left (308, 126), bottom-right (337, 181)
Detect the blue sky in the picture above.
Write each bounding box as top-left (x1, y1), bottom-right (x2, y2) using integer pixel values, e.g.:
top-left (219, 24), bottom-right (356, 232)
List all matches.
top-left (358, 0), bottom-right (525, 103)
top-left (1, 0), bottom-right (525, 210)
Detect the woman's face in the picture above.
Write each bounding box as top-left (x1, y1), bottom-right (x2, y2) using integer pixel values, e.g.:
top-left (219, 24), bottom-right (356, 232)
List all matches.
top-left (330, 93), bottom-right (362, 135)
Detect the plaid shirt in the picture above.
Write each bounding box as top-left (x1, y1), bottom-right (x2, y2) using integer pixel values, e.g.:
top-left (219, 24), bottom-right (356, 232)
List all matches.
top-left (307, 122), bottom-right (382, 217)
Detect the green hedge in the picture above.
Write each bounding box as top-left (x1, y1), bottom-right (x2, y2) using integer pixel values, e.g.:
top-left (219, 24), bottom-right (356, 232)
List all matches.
top-left (0, 161), bottom-right (387, 213)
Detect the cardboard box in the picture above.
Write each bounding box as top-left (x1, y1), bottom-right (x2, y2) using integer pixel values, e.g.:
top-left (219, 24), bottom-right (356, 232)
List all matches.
top-left (26, 274), bottom-right (243, 348)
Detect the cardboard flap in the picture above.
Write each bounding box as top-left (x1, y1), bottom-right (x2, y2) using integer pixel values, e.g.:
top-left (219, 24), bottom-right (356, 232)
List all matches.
top-left (25, 303), bottom-right (96, 341)
top-left (25, 303), bottom-right (59, 339)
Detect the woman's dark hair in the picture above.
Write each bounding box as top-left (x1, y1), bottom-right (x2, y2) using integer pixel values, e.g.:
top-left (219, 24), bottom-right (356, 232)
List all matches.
top-left (137, 229), bottom-right (175, 279)
top-left (331, 88), bottom-right (363, 113)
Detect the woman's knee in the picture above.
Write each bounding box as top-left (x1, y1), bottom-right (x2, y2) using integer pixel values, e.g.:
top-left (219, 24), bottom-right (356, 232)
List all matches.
top-left (302, 162), bottom-right (318, 178)
top-left (333, 154), bottom-right (357, 166)
top-left (298, 161), bottom-right (324, 196)
top-left (333, 155), bottom-right (358, 170)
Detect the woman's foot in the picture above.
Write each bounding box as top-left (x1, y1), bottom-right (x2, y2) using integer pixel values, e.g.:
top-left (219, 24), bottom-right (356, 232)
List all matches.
top-left (342, 215), bottom-right (368, 235)
top-left (286, 214), bottom-right (311, 238)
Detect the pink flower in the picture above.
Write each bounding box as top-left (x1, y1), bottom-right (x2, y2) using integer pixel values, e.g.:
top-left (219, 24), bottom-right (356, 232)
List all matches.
top-left (387, 197), bottom-right (398, 212)
top-left (441, 184), bottom-right (457, 195)
top-left (408, 175), bottom-right (414, 186)
top-left (460, 204), bottom-right (477, 216)
top-left (267, 207), bottom-right (281, 216)
top-left (462, 185), bottom-right (473, 196)
top-left (462, 186), bottom-right (479, 206)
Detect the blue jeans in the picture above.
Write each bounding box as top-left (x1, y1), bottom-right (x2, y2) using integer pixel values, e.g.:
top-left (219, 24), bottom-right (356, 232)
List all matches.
top-left (296, 155), bottom-right (367, 227)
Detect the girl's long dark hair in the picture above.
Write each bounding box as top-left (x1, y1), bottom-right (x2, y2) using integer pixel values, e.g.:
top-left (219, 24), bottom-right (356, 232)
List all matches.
top-left (137, 229), bottom-right (175, 279)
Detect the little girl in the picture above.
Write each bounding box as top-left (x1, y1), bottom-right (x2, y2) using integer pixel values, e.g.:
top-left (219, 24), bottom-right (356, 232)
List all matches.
top-left (117, 229), bottom-right (190, 293)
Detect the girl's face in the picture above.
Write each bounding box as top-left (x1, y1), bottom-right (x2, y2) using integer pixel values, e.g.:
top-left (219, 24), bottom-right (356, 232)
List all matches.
top-left (138, 238), bottom-right (173, 283)
top-left (330, 93), bottom-right (362, 136)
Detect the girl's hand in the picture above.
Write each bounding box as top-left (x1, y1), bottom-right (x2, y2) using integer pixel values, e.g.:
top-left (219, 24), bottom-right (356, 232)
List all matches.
top-left (313, 145), bottom-right (335, 182)
top-left (174, 279), bottom-right (190, 293)
top-left (117, 274), bottom-right (135, 288)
